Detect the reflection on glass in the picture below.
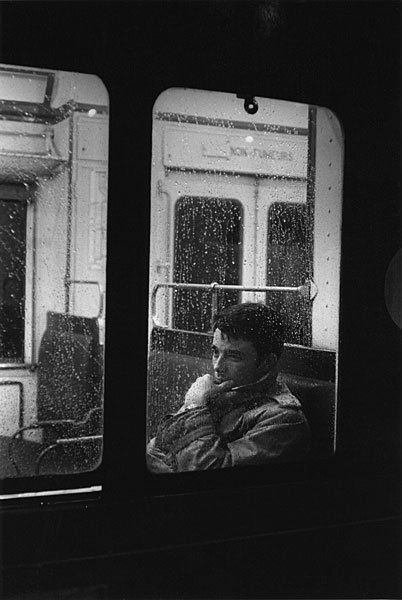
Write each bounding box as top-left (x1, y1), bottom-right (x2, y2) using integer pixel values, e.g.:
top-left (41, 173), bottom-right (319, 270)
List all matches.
top-left (147, 89), bottom-right (343, 473)
top-left (0, 64), bottom-right (108, 479)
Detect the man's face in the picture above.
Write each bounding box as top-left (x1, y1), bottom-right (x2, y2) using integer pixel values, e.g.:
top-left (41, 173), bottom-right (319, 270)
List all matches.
top-left (212, 328), bottom-right (266, 387)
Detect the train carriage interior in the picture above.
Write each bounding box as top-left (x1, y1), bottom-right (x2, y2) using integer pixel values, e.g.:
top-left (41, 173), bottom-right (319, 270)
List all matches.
top-left (0, 1), bottom-right (401, 599)
top-left (147, 89), bottom-right (342, 461)
top-left (0, 66), bottom-right (108, 479)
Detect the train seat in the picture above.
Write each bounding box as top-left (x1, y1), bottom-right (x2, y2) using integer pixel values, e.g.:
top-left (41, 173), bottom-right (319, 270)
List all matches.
top-left (147, 350), bottom-right (210, 438)
top-left (37, 311), bottom-right (103, 434)
top-left (35, 311), bottom-right (103, 472)
top-left (8, 312), bottom-right (104, 477)
top-left (279, 372), bottom-right (335, 457)
top-left (147, 349), bottom-right (335, 459)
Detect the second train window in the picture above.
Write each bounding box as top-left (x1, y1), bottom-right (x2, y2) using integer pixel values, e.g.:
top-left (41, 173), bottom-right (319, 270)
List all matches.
top-left (147, 88), bottom-right (343, 472)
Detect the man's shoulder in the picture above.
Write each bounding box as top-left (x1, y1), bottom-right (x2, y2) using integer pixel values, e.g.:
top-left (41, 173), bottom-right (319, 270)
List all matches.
top-left (234, 379), bottom-right (307, 426)
top-left (269, 379), bottom-right (302, 409)
top-left (245, 378), bottom-right (301, 411)
top-left (242, 382), bottom-right (307, 429)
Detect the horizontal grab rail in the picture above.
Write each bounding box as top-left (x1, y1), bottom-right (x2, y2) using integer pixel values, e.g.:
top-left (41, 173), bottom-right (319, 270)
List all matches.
top-left (151, 280), bottom-right (317, 328)
top-left (35, 435), bottom-right (103, 476)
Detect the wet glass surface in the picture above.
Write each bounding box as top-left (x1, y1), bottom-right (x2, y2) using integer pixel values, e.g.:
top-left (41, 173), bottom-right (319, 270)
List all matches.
top-left (147, 89), bottom-right (343, 469)
top-left (266, 202), bottom-right (310, 345)
top-left (0, 65), bottom-right (108, 479)
top-left (173, 196), bottom-right (242, 332)
top-left (0, 199), bottom-right (26, 360)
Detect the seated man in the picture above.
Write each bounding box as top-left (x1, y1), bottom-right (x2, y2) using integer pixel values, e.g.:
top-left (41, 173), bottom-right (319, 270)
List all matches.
top-left (147, 302), bottom-right (310, 472)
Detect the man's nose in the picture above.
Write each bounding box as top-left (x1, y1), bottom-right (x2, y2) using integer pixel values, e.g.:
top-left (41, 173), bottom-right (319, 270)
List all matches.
top-left (214, 355), bottom-right (225, 372)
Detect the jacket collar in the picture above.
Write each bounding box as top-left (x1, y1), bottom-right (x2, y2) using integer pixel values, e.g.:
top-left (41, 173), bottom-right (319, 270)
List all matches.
top-left (233, 371), bottom-right (300, 407)
top-left (208, 371), bottom-right (301, 417)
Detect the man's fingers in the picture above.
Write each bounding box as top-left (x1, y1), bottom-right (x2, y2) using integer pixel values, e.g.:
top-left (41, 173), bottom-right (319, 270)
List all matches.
top-left (207, 380), bottom-right (235, 399)
top-left (216, 379), bottom-right (234, 392)
top-left (185, 375), bottom-right (235, 408)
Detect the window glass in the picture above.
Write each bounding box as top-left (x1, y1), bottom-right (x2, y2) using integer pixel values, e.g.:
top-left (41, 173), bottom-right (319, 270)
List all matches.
top-left (0, 195), bottom-right (26, 360)
top-left (147, 89), bottom-right (343, 473)
top-left (0, 64), bottom-right (108, 480)
top-left (173, 196), bottom-right (242, 333)
top-left (266, 202), bottom-right (310, 345)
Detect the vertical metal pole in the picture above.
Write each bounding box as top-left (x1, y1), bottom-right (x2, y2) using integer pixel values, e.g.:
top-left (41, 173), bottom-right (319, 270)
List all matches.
top-left (305, 105), bottom-right (317, 345)
top-left (307, 106), bottom-right (317, 278)
top-left (30, 186), bottom-right (37, 364)
top-left (210, 283), bottom-right (218, 331)
top-left (252, 178), bottom-right (259, 300)
top-left (64, 114), bottom-right (74, 314)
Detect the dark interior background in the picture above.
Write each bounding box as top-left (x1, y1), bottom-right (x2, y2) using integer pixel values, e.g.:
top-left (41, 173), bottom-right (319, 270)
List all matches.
top-left (0, 1), bottom-right (400, 598)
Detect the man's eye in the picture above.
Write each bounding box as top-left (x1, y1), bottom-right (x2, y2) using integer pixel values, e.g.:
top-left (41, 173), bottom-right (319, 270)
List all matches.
top-left (227, 354), bottom-right (242, 361)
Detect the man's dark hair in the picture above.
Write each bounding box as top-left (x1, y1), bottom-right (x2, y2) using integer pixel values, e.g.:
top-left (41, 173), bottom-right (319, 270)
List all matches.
top-left (213, 302), bottom-right (284, 359)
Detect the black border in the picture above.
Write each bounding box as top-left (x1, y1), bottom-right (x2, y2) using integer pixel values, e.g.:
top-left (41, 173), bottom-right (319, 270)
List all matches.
top-left (0, 2), bottom-right (400, 597)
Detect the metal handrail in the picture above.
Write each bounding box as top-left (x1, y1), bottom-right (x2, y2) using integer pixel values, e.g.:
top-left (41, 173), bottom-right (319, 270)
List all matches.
top-left (8, 407), bottom-right (103, 476)
top-left (65, 279), bottom-right (104, 319)
top-left (35, 434), bottom-right (103, 476)
top-left (151, 280), bottom-right (318, 328)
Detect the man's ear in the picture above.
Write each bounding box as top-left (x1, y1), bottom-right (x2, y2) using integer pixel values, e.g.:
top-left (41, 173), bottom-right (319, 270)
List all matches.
top-left (257, 352), bottom-right (277, 374)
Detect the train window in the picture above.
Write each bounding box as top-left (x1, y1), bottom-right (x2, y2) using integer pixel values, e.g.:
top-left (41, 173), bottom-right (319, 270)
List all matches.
top-left (266, 202), bottom-right (310, 346)
top-left (147, 88), bottom-right (343, 473)
top-left (173, 196), bottom-right (242, 333)
top-left (0, 188), bottom-right (27, 361)
top-left (0, 64), bottom-right (108, 483)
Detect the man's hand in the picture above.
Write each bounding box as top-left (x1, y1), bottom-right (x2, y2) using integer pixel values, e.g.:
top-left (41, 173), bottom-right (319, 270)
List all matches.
top-left (180, 374), bottom-right (234, 411)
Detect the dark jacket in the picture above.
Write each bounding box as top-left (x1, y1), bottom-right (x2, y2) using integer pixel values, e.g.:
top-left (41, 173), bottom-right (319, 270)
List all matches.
top-left (147, 375), bottom-right (311, 473)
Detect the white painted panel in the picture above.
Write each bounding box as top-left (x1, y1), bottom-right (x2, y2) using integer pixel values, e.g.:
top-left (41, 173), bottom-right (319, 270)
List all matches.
top-left (164, 126), bottom-right (307, 178)
top-left (34, 170), bottom-right (69, 356)
top-left (0, 72), bottom-right (48, 103)
top-left (70, 165), bottom-right (107, 322)
top-left (70, 113), bottom-right (108, 344)
top-left (0, 382), bottom-right (21, 436)
top-left (0, 370), bottom-right (39, 442)
top-left (0, 121), bottom-right (48, 154)
top-left (76, 117), bottom-right (109, 161)
top-left (312, 108), bottom-right (344, 351)
top-left (52, 72), bottom-right (109, 109)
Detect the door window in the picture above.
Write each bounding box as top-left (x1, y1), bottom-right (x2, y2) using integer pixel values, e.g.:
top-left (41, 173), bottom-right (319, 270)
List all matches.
top-left (0, 194), bottom-right (26, 361)
top-left (266, 202), bottom-right (311, 345)
top-left (173, 196), bottom-right (243, 333)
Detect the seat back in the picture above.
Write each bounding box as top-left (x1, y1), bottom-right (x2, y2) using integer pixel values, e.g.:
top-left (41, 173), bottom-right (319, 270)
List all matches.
top-left (37, 312), bottom-right (103, 442)
top-left (147, 349), bottom-right (335, 458)
top-left (147, 350), bottom-right (211, 439)
top-left (280, 372), bottom-right (335, 457)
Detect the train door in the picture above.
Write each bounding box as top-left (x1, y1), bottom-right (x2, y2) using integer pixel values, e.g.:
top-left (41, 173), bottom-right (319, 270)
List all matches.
top-left (156, 172), bottom-right (258, 332)
top-left (152, 176), bottom-right (311, 344)
top-left (257, 180), bottom-right (311, 346)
